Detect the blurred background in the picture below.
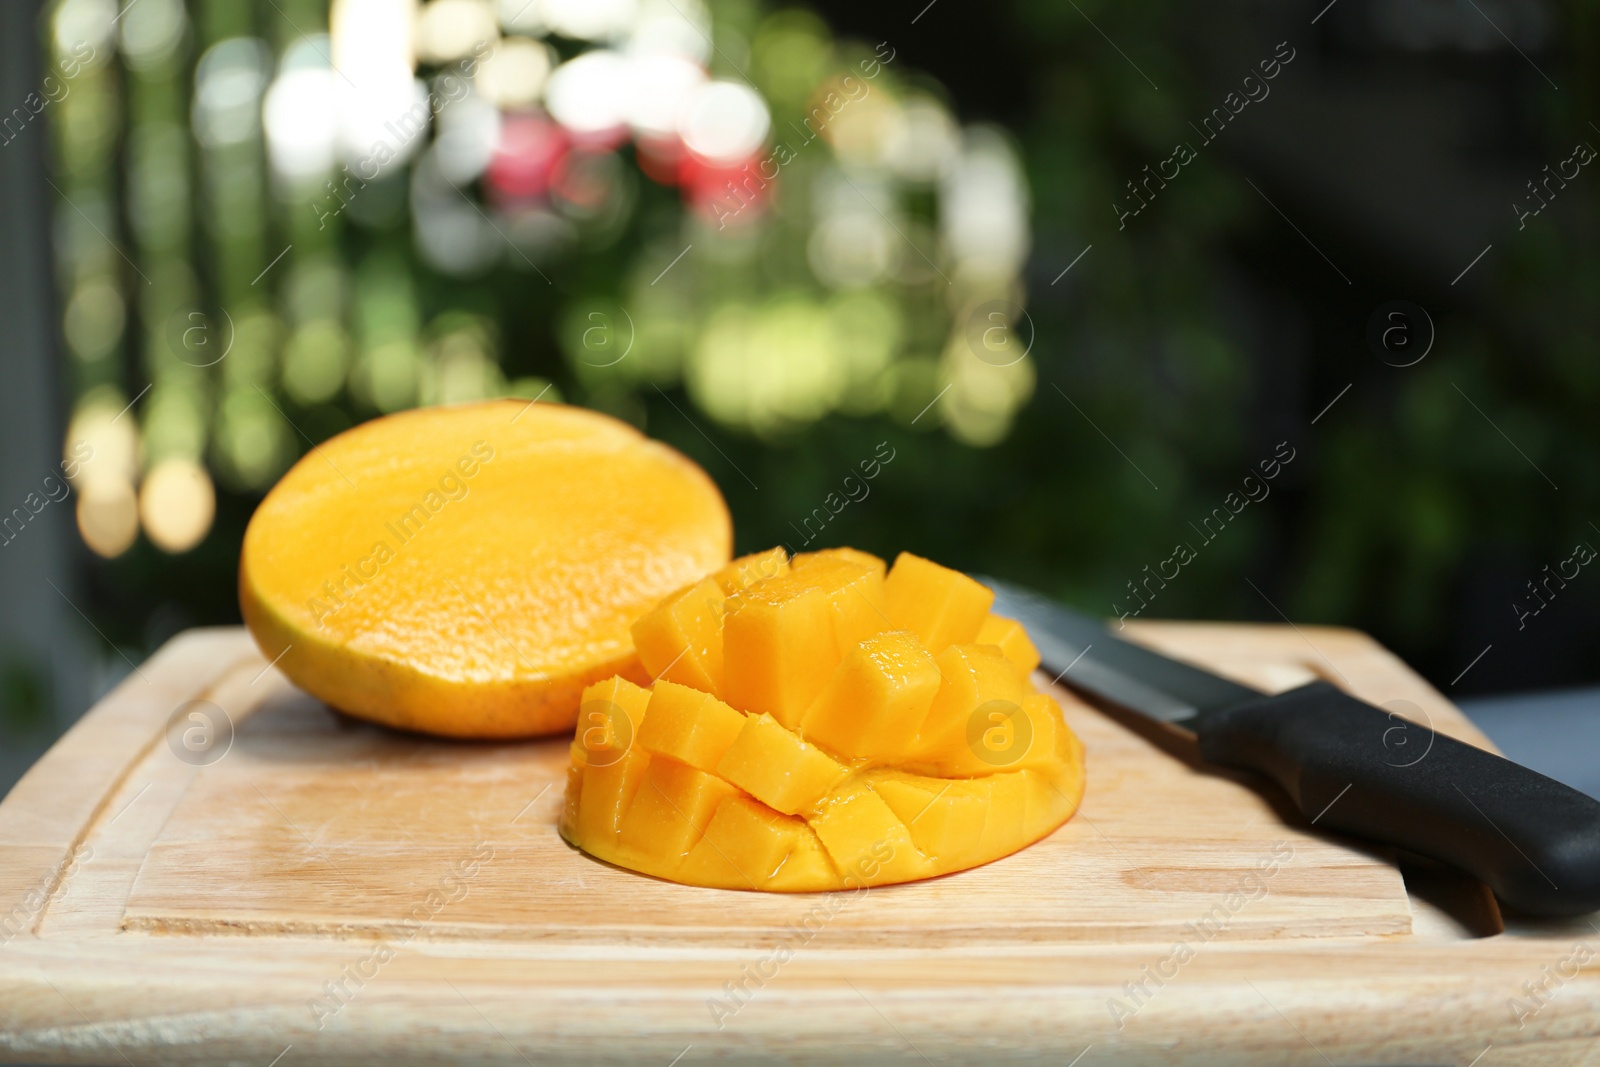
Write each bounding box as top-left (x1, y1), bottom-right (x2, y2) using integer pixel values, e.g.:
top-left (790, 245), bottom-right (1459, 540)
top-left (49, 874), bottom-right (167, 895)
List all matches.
top-left (2, 0), bottom-right (1598, 794)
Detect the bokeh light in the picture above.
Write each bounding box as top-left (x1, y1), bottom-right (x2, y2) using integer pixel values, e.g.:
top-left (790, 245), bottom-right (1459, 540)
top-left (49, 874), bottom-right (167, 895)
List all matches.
top-left (263, 47), bottom-right (340, 184)
top-left (679, 81), bottom-right (770, 165)
top-left (543, 0), bottom-right (637, 42)
top-left (139, 457), bottom-right (216, 554)
top-left (45, 0), bottom-right (1035, 564)
top-left (192, 38), bottom-right (270, 150)
top-left (626, 53), bottom-right (705, 142)
top-left (52, 0), bottom-right (117, 58)
top-left (544, 49), bottom-right (631, 143)
top-left (62, 276), bottom-right (125, 363)
top-left (416, 0), bottom-right (498, 64)
top-left (474, 36), bottom-right (553, 109)
top-left (77, 477), bottom-right (139, 560)
top-left (117, 0), bottom-right (185, 72)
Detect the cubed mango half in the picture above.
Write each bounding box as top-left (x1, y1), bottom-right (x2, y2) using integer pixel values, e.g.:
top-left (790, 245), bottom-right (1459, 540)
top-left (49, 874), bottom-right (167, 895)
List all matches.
top-left (559, 546), bottom-right (1085, 892)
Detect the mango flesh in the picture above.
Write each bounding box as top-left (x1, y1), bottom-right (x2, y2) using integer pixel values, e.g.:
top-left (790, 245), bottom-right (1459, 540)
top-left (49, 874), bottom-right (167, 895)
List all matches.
top-left (239, 400), bottom-right (732, 738)
top-left (883, 551), bottom-right (993, 651)
top-left (976, 613), bottom-right (1042, 675)
top-left (801, 631), bottom-right (942, 761)
top-left (720, 574), bottom-right (839, 727)
top-left (630, 578), bottom-right (726, 697)
top-left (560, 547), bottom-right (1087, 891)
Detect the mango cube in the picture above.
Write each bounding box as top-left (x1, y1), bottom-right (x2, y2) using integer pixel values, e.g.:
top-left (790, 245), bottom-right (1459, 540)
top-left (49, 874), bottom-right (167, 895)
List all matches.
top-left (686, 795), bottom-right (809, 887)
top-left (789, 551), bottom-right (892, 658)
top-left (976, 614), bottom-right (1041, 676)
top-left (917, 686), bottom-right (1064, 778)
top-left (1016, 693), bottom-right (1072, 772)
top-left (631, 578), bottom-right (726, 695)
top-left (766, 829), bottom-right (839, 892)
top-left (618, 757), bottom-right (741, 859)
top-left (871, 771), bottom-right (989, 867)
top-left (717, 712), bottom-right (848, 815)
top-left (575, 745), bottom-right (651, 843)
top-left (1053, 700), bottom-right (1087, 770)
top-left (636, 680), bottom-right (747, 773)
top-left (1021, 769), bottom-right (1073, 839)
top-left (571, 675), bottom-right (652, 767)
top-left (912, 643), bottom-right (1029, 763)
top-left (976, 771), bottom-right (1029, 861)
top-left (721, 574), bottom-right (838, 727)
top-left (809, 779), bottom-right (929, 885)
top-left (883, 552), bottom-right (994, 652)
top-left (713, 547), bottom-right (790, 595)
top-left (559, 762), bottom-right (584, 838)
top-left (792, 546), bottom-right (886, 576)
top-left (800, 631), bottom-right (941, 760)
top-left (1050, 739), bottom-right (1088, 813)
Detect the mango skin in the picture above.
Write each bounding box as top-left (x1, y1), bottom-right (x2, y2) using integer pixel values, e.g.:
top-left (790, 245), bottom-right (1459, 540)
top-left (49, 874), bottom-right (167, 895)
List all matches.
top-left (240, 400), bottom-right (732, 739)
top-left (243, 596), bottom-right (656, 738)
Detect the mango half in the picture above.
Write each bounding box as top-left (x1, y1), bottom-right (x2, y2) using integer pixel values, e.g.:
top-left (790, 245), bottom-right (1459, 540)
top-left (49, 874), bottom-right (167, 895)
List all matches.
top-left (560, 548), bottom-right (1087, 891)
top-left (240, 401), bottom-right (732, 738)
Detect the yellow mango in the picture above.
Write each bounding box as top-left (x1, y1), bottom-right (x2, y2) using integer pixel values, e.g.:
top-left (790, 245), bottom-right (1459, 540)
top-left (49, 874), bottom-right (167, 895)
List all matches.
top-left (883, 551), bottom-right (994, 653)
top-left (975, 771), bottom-right (1029, 861)
top-left (808, 779), bottom-right (930, 886)
top-left (559, 762), bottom-right (584, 838)
top-left (617, 757), bottom-right (742, 860)
top-left (976, 614), bottom-right (1041, 676)
top-left (239, 400), bottom-right (731, 739)
top-left (721, 574), bottom-right (838, 727)
top-left (1054, 701), bottom-right (1087, 771)
top-left (713, 546), bottom-right (790, 594)
top-left (915, 687), bottom-right (1071, 778)
top-left (1021, 769), bottom-right (1073, 840)
top-left (800, 631), bottom-right (941, 761)
top-left (631, 577), bottom-right (726, 695)
top-left (575, 745), bottom-right (651, 844)
top-left (790, 551), bottom-right (892, 659)
top-left (571, 675), bottom-right (652, 767)
top-left (1016, 693), bottom-right (1073, 772)
top-left (686, 795), bottom-right (810, 888)
top-left (637, 680), bottom-right (746, 774)
top-left (717, 712), bottom-right (848, 815)
top-left (559, 545), bottom-right (1086, 892)
top-left (792, 546), bottom-right (887, 576)
top-left (766, 830), bottom-right (840, 892)
top-left (912, 643), bottom-right (1029, 764)
top-left (870, 771), bottom-right (989, 868)
top-left (1051, 740), bottom-right (1089, 814)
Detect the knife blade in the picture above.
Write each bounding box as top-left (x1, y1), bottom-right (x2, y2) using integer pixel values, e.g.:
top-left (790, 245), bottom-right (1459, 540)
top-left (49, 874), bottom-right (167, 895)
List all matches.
top-left (980, 575), bottom-right (1600, 918)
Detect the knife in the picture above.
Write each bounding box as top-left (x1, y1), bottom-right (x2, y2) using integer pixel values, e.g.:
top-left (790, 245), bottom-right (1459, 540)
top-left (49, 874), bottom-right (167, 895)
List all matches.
top-left (980, 576), bottom-right (1600, 918)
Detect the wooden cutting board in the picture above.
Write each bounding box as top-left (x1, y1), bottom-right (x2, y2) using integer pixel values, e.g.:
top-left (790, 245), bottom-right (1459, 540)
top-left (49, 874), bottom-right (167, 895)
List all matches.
top-left (1, 623), bottom-right (1597, 1066)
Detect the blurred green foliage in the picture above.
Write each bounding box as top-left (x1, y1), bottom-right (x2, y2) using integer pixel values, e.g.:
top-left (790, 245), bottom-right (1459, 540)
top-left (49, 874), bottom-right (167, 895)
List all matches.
top-left (46, 0), bottom-right (1600, 697)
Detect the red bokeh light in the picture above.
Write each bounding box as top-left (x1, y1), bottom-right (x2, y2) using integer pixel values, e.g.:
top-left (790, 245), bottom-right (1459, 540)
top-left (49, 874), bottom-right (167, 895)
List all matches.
top-left (486, 112), bottom-right (569, 200)
top-left (680, 151), bottom-right (774, 228)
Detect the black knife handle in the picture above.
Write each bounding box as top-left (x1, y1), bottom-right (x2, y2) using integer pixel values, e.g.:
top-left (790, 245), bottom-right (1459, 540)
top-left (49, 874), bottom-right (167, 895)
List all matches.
top-left (1195, 681), bottom-right (1600, 917)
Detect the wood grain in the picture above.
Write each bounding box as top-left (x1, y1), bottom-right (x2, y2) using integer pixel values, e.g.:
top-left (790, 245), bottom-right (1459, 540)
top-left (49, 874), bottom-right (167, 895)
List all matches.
top-left (1, 622), bottom-right (1597, 1066)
